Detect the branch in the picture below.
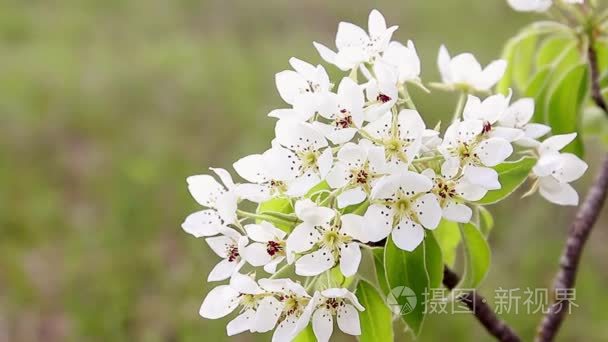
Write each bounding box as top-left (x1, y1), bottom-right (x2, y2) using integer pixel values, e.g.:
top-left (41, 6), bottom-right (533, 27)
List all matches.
top-left (443, 266), bottom-right (522, 342)
top-left (535, 38), bottom-right (608, 342)
top-left (365, 239), bottom-right (521, 342)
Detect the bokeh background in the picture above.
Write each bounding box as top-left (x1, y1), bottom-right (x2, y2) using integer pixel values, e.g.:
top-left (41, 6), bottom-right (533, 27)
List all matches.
top-left (1, 0), bottom-right (606, 341)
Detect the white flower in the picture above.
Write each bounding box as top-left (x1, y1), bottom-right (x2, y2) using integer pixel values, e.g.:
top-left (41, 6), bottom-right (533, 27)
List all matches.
top-left (232, 147), bottom-right (295, 202)
top-left (326, 139), bottom-right (387, 208)
top-left (507, 0), bottom-right (553, 12)
top-left (381, 40), bottom-right (421, 84)
top-left (181, 209), bottom-right (226, 238)
top-left (363, 61), bottom-right (399, 121)
top-left (199, 273), bottom-right (270, 336)
top-left (186, 168), bottom-right (238, 225)
top-left (313, 9), bottom-right (398, 71)
top-left (463, 93), bottom-right (524, 142)
top-left (366, 171), bottom-right (442, 251)
top-left (313, 77), bottom-right (365, 144)
top-left (273, 57), bottom-right (331, 120)
top-left (439, 120), bottom-right (513, 190)
top-left (437, 45), bottom-right (507, 92)
top-left (533, 133), bottom-right (588, 205)
top-left (363, 109), bottom-right (426, 169)
top-left (286, 199), bottom-right (367, 277)
top-left (421, 169), bottom-right (488, 223)
top-left (273, 120), bottom-right (333, 196)
top-left (241, 221), bottom-right (287, 273)
top-left (498, 98), bottom-right (551, 147)
top-left (258, 278), bottom-right (312, 342)
top-left (205, 228), bottom-right (248, 281)
top-left (295, 288), bottom-right (365, 342)
top-left (420, 128), bottom-right (443, 154)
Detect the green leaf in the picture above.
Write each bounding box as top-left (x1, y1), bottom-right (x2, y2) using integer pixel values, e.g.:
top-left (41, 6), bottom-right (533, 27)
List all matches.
top-left (478, 206), bottom-right (495, 237)
top-left (477, 157), bottom-right (536, 205)
top-left (292, 324), bottom-right (315, 342)
top-left (524, 67), bottom-right (552, 122)
top-left (459, 223), bottom-right (491, 289)
top-left (329, 266), bottom-right (355, 288)
top-left (498, 31), bottom-right (538, 93)
top-left (256, 197), bottom-right (295, 232)
top-left (535, 36), bottom-right (576, 69)
top-left (356, 280), bottom-right (394, 342)
top-left (546, 64), bottom-right (588, 157)
top-left (305, 180), bottom-right (330, 201)
top-left (433, 220), bottom-right (460, 267)
top-left (373, 248), bottom-right (390, 296)
top-left (383, 233), bottom-right (443, 335)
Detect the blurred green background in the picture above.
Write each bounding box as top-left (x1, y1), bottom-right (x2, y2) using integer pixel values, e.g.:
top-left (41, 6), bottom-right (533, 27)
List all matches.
top-left (1, 0), bottom-right (606, 341)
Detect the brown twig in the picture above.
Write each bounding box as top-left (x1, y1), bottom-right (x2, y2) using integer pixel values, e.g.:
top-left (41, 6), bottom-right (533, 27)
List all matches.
top-left (365, 239), bottom-right (521, 342)
top-left (443, 266), bottom-right (522, 342)
top-left (535, 42), bottom-right (608, 342)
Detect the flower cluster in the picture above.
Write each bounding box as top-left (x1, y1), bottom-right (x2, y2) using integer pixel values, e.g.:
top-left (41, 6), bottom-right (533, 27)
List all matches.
top-left (182, 9), bottom-right (587, 341)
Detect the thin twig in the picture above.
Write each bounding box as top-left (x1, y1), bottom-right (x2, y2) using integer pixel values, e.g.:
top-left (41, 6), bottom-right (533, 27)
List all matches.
top-left (443, 266), bottom-right (522, 342)
top-left (535, 42), bottom-right (608, 342)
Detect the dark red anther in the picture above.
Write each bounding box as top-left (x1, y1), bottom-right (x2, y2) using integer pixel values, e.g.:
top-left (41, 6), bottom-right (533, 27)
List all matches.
top-left (482, 121), bottom-right (492, 134)
top-left (376, 93), bottom-right (391, 103)
top-left (266, 240), bottom-right (283, 256)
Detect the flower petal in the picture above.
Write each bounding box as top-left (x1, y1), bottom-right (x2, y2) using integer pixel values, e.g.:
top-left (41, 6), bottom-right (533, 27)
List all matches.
top-left (392, 218), bottom-right (424, 251)
top-left (364, 204), bottom-right (394, 242)
top-left (208, 259), bottom-right (238, 282)
top-left (336, 187), bottom-right (367, 208)
top-left (295, 248), bottom-right (335, 276)
top-left (443, 201), bottom-right (472, 223)
top-left (199, 285), bottom-right (240, 319)
top-left (313, 308), bottom-right (334, 342)
top-left (413, 193), bottom-right (442, 229)
top-left (337, 304), bottom-right (361, 336)
top-left (182, 210), bottom-right (222, 237)
top-left (254, 297), bottom-right (283, 333)
top-left (475, 137), bottom-right (513, 167)
top-left (539, 177), bottom-right (579, 206)
top-left (339, 242), bottom-right (362, 277)
top-left (227, 309), bottom-right (255, 336)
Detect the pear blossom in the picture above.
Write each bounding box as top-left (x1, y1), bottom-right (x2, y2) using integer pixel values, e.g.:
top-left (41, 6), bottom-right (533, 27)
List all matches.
top-left (313, 9), bottom-right (398, 70)
top-left (422, 169), bottom-right (488, 223)
top-left (273, 120), bottom-right (333, 196)
top-left (205, 228), bottom-right (248, 281)
top-left (295, 288), bottom-right (365, 342)
top-left (363, 109), bottom-right (426, 169)
top-left (462, 93), bottom-right (525, 142)
top-left (437, 45), bottom-right (507, 92)
top-left (326, 139), bottom-right (387, 208)
top-left (439, 119), bottom-right (513, 190)
top-left (241, 221), bottom-right (287, 273)
top-left (363, 61), bottom-right (399, 121)
top-left (366, 171), bottom-right (442, 251)
top-left (286, 199), bottom-right (367, 276)
top-left (186, 168), bottom-right (238, 225)
top-left (381, 40), bottom-right (421, 84)
top-left (498, 98), bottom-right (551, 147)
top-left (312, 77), bottom-right (365, 144)
top-left (273, 57), bottom-right (331, 120)
top-left (533, 133), bottom-right (588, 205)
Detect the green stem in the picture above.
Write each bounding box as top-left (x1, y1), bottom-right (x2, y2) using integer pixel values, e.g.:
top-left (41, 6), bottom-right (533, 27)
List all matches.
top-left (452, 91), bottom-right (467, 123)
top-left (399, 85), bottom-right (417, 110)
top-left (269, 263), bottom-right (292, 279)
top-left (236, 209), bottom-right (299, 226)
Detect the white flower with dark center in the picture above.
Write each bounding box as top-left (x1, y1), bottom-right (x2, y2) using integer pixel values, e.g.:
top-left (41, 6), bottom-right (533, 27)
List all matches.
top-left (462, 93), bottom-right (524, 142)
top-left (295, 288), bottom-right (365, 342)
top-left (232, 147), bottom-right (296, 203)
top-left (363, 109), bottom-right (426, 169)
top-left (439, 120), bottom-right (513, 191)
top-left (186, 168), bottom-right (238, 225)
top-left (381, 40), bottom-right (421, 84)
top-left (366, 171), bottom-right (442, 251)
top-left (257, 278), bottom-right (312, 342)
top-left (326, 139), bottom-right (387, 208)
top-left (205, 228), bottom-right (248, 281)
top-left (437, 45), bottom-right (507, 92)
top-left (533, 133), bottom-right (588, 205)
top-left (421, 169), bottom-right (488, 223)
top-left (286, 199), bottom-right (367, 277)
top-left (498, 98), bottom-right (551, 147)
top-left (199, 273), bottom-right (269, 336)
top-left (273, 120), bottom-right (333, 197)
top-left (313, 9), bottom-right (398, 71)
top-left (274, 57), bottom-right (331, 120)
top-left (241, 221), bottom-right (287, 273)
top-left (363, 61), bottom-right (399, 121)
top-left (313, 77), bottom-right (365, 144)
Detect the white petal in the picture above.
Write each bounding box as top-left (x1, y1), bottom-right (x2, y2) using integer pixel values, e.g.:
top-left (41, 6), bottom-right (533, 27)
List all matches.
top-left (295, 200), bottom-right (335, 226)
top-left (475, 137), bottom-right (513, 167)
top-left (449, 53), bottom-right (482, 85)
top-left (230, 273), bottom-right (262, 295)
top-left (233, 154), bottom-right (268, 183)
top-left (524, 123), bottom-right (551, 139)
top-left (336, 187), bottom-right (367, 208)
top-left (286, 222), bottom-right (321, 254)
top-left (491, 127), bottom-right (524, 142)
top-left (368, 9), bottom-right (387, 37)
top-left (339, 214), bottom-right (367, 241)
top-left (182, 210), bottom-right (222, 237)
top-left (443, 201), bottom-right (472, 223)
top-left (462, 95), bottom-right (483, 121)
top-left (242, 243), bottom-right (272, 267)
top-left (254, 297), bottom-right (283, 333)
top-left (396, 171), bottom-right (434, 194)
top-left (314, 41), bottom-right (339, 66)
top-left (208, 259), bottom-right (238, 282)
top-left (455, 181), bottom-right (488, 201)
top-left (186, 175), bottom-right (224, 207)
top-left (326, 163), bottom-right (350, 189)
top-left (476, 59), bottom-right (507, 90)
top-left (275, 120), bottom-right (328, 152)
top-left (363, 111), bottom-right (392, 139)
top-left (553, 153), bottom-right (588, 183)
top-left (414, 193), bottom-right (442, 229)
top-left (295, 248), bottom-right (335, 276)
top-left (318, 148), bottom-right (334, 177)
top-left (392, 218), bottom-right (425, 251)
top-left (464, 166), bottom-right (501, 190)
top-left (364, 204), bottom-right (394, 242)
top-left (199, 285), bottom-right (239, 319)
top-left (313, 308), bottom-right (334, 342)
top-left (273, 314), bottom-right (299, 342)
top-left (206, 235), bottom-right (233, 258)
top-left (236, 183), bottom-right (270, 203)
top-left (245, 221), bottom-right (284, 242)
top-left (266, 146), bottom-right (300, 181)
top-left (339, 242), bottom-right (362, 277)
top-left (227, 309), bottom-right (255, 336)
top-left (215, 191), bottom-right (238, 225)
top-left (336, 22), bottom-right (368, 51)
top-left (437, 45), bottom-right (451, 82)
top-left (337, 142), bottom-right (366, 165)
top-left (264, 257), bottom-right (284, 274)
top-left (288, 173), bottom-right (321, 197)
top-left (211, 167), bottom-right (235, 190)
top-left (539, 133), bottom-right (577, 154)
top-left (539, 177), bottom-right (579, 206)
top-left (275, 70), bottom-right (307, 105)
top-left (337, 304), bottom-right (361, 335)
